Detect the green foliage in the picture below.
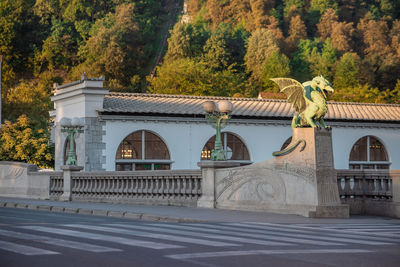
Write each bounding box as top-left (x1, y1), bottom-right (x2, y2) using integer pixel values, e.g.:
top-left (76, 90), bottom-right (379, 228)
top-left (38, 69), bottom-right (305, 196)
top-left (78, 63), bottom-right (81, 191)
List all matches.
top-left (203, 23), bottom-right (248, 72)
top-left (333, 53), bottom-right (360, 90)
top-left (148, 58), bottom-right (245, 97)
top-left (245, 28), bottom-right (280, 85)
top-left (262, 51), bottom-right (291, 91)
top-left (291, 38), bottom-right (337, 81)
top-left (0, 115), bottom-right (54, 169)
top-left (165, 22), bottom-right (210, 61)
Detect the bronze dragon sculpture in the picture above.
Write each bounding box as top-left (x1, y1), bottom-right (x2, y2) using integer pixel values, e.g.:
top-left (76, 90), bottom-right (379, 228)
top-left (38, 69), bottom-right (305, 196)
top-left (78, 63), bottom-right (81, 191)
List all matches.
top-left (271, 75), bottom-right (334, 129)
top-left (270, 76), bottom-right (334, 156)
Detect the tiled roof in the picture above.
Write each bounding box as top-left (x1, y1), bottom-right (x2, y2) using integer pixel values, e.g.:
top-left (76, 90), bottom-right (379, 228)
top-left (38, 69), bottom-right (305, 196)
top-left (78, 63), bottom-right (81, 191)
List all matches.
top-left (102, 93), bottom-right (400, 122)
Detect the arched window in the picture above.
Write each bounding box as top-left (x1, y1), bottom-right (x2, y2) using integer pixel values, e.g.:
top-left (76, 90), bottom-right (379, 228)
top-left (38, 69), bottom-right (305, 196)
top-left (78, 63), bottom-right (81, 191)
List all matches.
top-left (349, 136), bottom-right (390, 169)
top-left (115, 130), bottom-right (171, 171)
top-left (201, 132), bottom-right (250, 162)
top-left (63, 138), bottom-right (76, 165)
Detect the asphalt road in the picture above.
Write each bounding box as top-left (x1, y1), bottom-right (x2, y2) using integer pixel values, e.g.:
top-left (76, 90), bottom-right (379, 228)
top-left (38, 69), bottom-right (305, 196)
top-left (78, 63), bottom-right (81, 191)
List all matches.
top-left (0, 207), bottom-right (399, 267)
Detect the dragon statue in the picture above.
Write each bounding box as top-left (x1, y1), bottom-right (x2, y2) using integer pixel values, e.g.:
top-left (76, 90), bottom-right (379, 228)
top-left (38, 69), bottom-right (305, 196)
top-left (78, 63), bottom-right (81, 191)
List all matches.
top-left (270, 76), bottom-right (334, 156)
top-left (271, 75), bottom-right (334, 129)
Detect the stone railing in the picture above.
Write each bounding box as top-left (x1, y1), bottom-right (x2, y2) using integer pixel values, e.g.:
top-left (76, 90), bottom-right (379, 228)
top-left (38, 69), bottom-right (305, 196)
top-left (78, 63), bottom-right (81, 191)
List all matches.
top-left (51, 170), bottom-right (202, 206)
top-left (49, 173), bottom-right (64, 198)
top-left (336, 169), bottom-right (400, 216)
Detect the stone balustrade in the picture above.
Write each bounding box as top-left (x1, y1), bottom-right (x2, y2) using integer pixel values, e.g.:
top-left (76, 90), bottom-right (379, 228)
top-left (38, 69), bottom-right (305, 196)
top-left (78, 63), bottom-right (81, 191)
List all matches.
top-left (337, 169), bottom-right (392, 200)
top-left (1, 161), bottom-right (399, 217)
top-left (50, 170), bottom-right (202, 206)
top-left (336, 169), bottom-right (400, 216)
top-left (49, 173), bottom-right (64, 198)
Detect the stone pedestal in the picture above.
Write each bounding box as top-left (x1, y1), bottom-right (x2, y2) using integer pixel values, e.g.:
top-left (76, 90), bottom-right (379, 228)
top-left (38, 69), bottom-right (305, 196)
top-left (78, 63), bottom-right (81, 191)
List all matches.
top-left (60, 165), bottom-right (83, 201)
top-left (210, 128), bottom-right (349, 218)
top-left (197, 161), bottom-right (240, 208)
top-left (272, 128), bottom-right (349, 218)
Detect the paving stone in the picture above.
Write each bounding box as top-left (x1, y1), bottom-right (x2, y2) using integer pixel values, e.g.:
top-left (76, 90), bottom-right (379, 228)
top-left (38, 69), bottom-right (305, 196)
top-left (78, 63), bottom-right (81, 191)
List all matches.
top-left (27, 204), bottom-right (38, 210)
top-left (107, 211), bottom-right (125, 217)
top-left (15, 203), bottom-right (28, 209)
top-left (124, 212), bottom-right (142, 220)
top-left (51, 206), bottom-right (65, 212)
top-left (92, 209), bottom-right (108, 216)
top-left (64, 207), bottom-right (78, 214)
top-left (141, 214), bottom-right (162, 221)
top-left (37, 205), bottom-right (51, 211)
top-left (78, 208), bottom-right (93, 215)
top-left (5, 202), bottom-right (17, 208)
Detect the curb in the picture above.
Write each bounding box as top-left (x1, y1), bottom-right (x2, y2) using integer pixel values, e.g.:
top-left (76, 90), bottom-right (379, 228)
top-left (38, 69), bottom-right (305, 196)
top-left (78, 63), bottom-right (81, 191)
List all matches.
top-left (0, 201), bottom-right (206, 223)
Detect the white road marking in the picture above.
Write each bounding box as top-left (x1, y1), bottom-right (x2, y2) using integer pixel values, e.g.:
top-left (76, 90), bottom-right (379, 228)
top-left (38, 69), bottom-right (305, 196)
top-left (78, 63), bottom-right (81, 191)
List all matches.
top-left (143, 223), bottom-right (342, 246)
top-left (224, 223), bottom-right (394, 246)
top-left (0, 229), bottom-right (121, 253)
top-left (65, 224), bottom-right (240, 247)
top-left (18, 225), bottom-right (182, 250)
top-left (245, 222), bottom-right (400, 242)
top-left (165, 249), bottom-right (372, 260)
top-left (0, 239), bottom-right (59, 256)
top-left (106, 223), bottom-right (293, 246)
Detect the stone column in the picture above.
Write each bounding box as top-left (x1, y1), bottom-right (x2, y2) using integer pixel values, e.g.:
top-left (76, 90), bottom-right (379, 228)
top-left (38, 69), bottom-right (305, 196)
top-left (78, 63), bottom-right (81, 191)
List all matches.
top-left (197, 161), bottom-right (240, 208)
top-left (60, 165), bottom-right (83, 201)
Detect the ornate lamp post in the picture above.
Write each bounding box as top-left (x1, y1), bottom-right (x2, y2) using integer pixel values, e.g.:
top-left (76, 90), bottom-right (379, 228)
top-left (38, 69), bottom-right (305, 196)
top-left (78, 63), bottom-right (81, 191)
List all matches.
top-left (60, 117), bottom-right (84, 165)
top-left (202, 100), bottom-right (233, 161)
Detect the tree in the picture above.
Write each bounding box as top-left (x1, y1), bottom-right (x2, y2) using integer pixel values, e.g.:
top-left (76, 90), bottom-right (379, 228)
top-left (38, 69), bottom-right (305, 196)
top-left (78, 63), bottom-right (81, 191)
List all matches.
top-left (73, 3), bottom-right (140, 90)
top-left (164, 22), bottom-right (210, 62)
top-left (357, 16), bottom-right (400, 89)
top-left (333, 53), bottom-right (360, 90)
top-left (309, 38), bottom-right (337, 81)
top-left (283, 0), bottom-right (305, 18)
top-left (244, 28), bottom-right (280, 85)
top-left (307, 0), bottom-right (338, 29)
top-left (262, 51), bottom-right (291, 91)
top-left (148, 58), bottom-right (245, 97)
top-left (291, 38), bottom-right (337, 81)
top-left (2, 72), bottom-right (56, 128)
top-left (284, 14), bottom-right (307, 55)
top-left (36, 19), bottom-right (77, 71)
top-left (202, 23), bottom-right (247, 72)
top-left (0, 115), bottom-right (54, 169)
top-left (317, 8), bottom-right (338, 40)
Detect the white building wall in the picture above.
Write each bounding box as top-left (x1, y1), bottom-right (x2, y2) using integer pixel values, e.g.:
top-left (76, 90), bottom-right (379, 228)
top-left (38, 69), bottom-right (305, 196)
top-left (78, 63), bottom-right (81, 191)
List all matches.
top-left (104, 119), bottom-right (400, 171)
top-left (332, 126), bottom-right (400, 169)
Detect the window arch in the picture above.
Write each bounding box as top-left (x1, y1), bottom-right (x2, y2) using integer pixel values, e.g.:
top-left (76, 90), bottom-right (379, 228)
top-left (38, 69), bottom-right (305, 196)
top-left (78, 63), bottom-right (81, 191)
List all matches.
top-left (349, 136), bottom-right (390, 169)
top-left (63, 138), bottom-right (76, 165)
top-left (201, 132), bottom-right (250, 161)
top-left (115, 130), bottom-right (171, 171)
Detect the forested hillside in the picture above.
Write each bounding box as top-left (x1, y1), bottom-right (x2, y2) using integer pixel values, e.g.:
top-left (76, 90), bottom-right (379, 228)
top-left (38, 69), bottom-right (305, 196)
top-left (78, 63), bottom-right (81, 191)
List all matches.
top-left (0, 0), bottom-right (168, 167)
top-left (150, 0), bottom-right (400, 103)
top-left (1, 0), bottom-right (400, 167)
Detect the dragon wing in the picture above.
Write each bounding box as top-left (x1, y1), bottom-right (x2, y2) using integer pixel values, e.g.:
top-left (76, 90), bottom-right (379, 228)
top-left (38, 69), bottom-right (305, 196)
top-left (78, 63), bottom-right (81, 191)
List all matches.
top-left (270, 78), bottom-right (308, 113)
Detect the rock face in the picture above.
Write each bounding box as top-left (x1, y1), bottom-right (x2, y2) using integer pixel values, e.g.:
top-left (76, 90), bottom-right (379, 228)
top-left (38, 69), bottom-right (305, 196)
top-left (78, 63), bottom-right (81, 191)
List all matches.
top-left (211, 128), bottom-right (349, 218)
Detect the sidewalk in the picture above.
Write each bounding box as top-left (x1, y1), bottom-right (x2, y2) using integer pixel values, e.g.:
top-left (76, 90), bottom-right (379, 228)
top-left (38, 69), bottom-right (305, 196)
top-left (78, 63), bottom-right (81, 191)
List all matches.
top-left (1, 197), bottom-right (399, 224)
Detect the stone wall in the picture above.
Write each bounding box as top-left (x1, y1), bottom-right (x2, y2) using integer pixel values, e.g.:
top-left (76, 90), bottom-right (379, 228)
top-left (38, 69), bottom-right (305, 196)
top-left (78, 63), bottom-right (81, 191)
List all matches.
top-left (0, 161), bottom-right (55, 199)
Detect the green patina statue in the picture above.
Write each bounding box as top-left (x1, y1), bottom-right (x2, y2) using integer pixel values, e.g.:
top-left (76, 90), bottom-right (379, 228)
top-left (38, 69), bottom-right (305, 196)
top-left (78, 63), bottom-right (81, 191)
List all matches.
top-left (271, 76), bottom-right (334, 129)
top-left (271, 76), bottom-right (334, 157)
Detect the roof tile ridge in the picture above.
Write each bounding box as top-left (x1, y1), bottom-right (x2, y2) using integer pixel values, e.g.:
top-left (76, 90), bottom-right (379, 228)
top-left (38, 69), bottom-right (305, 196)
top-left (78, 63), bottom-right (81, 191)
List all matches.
top-left (327, 100), bottom-right (400, 107)
top-left (106, 92), bottom-right (287, 102)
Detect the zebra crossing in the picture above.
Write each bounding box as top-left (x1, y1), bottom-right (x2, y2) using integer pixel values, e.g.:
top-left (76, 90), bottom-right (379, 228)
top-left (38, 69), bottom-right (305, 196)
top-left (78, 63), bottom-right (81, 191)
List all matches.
top-left (277, 222), bottom-right (400, 237)
top-left (0, 221), bottom-right (399, 259)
